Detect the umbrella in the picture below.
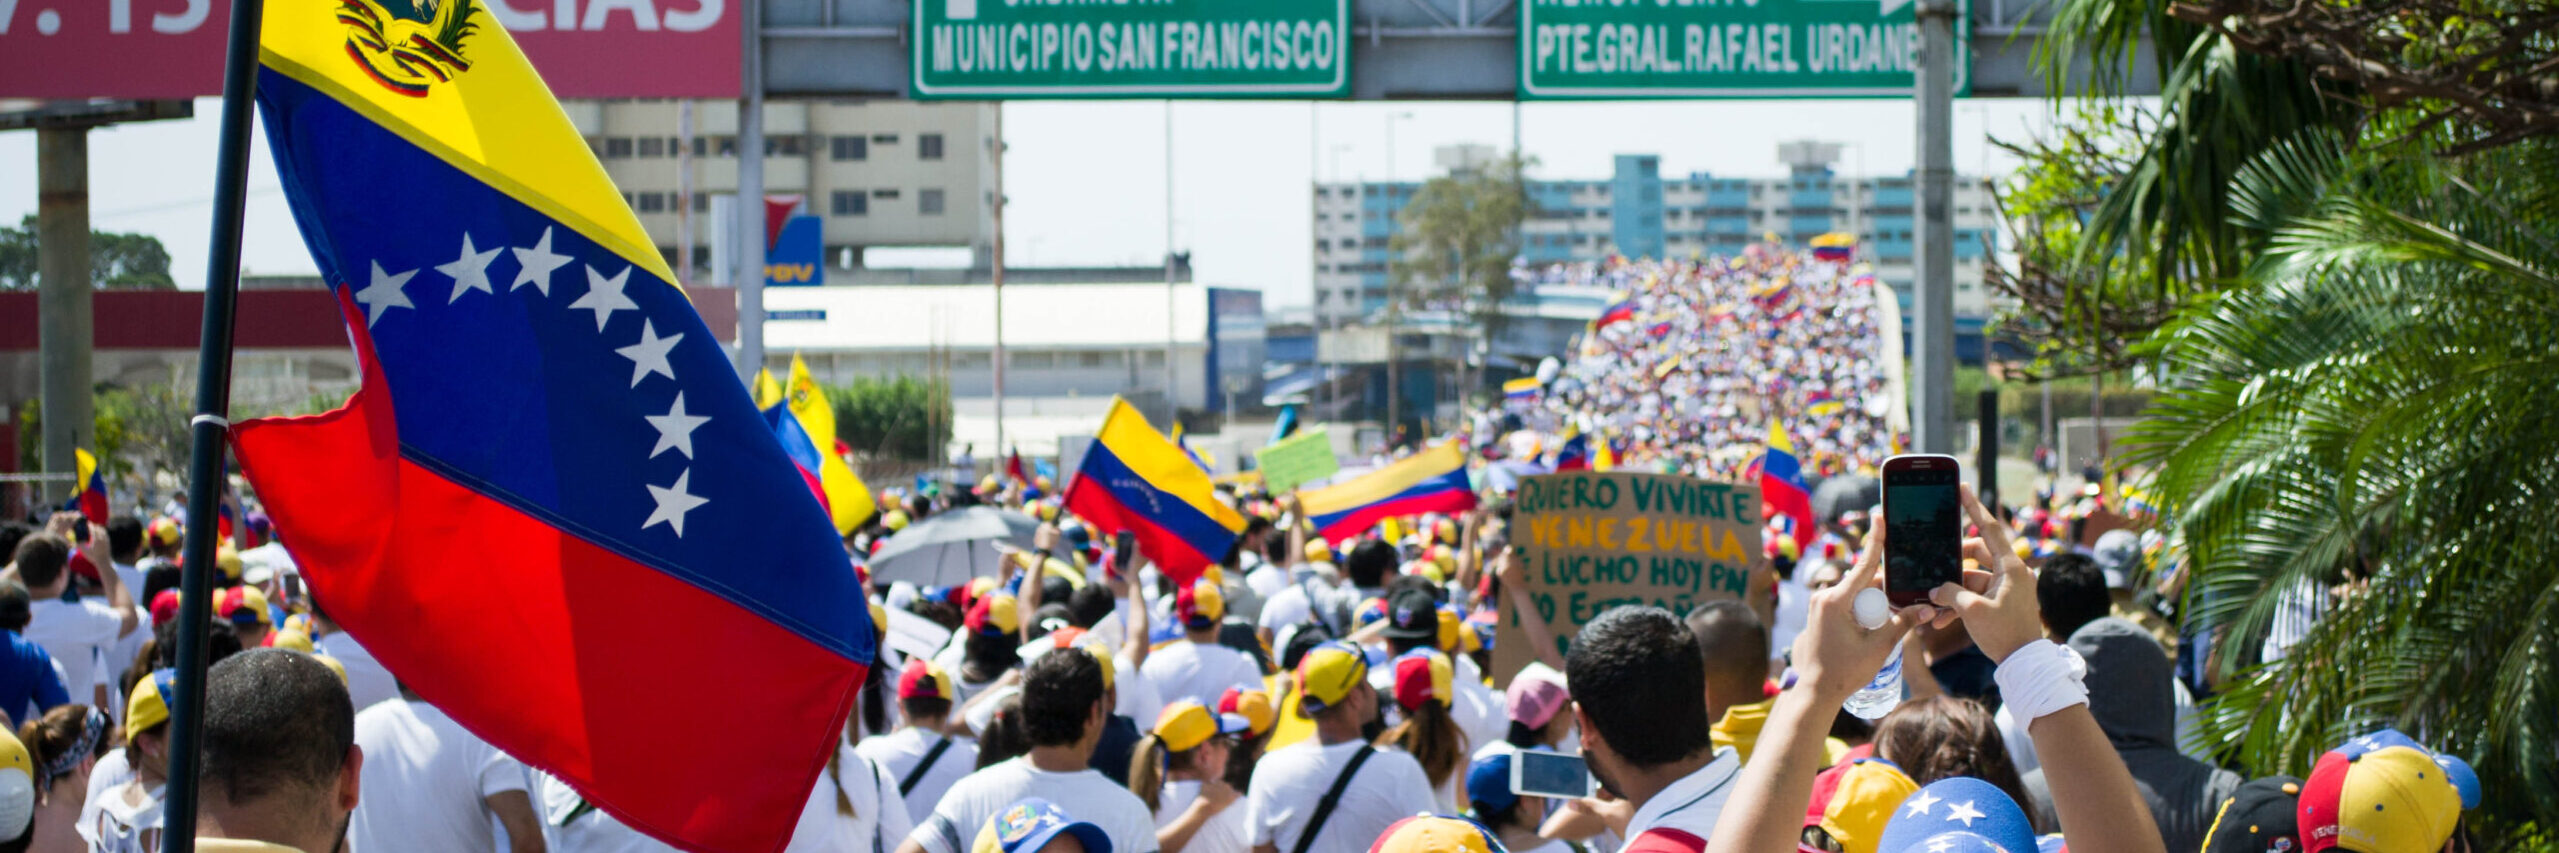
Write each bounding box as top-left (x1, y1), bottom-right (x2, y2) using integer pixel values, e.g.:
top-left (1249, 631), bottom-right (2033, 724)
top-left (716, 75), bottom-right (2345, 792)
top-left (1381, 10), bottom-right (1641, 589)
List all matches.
top-left (866, 506), bottom-right (1040, 588)
top-left (1811, 474), bottom-right (1879, 526)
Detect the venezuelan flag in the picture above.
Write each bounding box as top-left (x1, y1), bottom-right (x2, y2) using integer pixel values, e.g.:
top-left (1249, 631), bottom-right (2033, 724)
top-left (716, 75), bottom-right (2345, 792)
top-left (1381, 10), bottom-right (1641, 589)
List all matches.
top-left (787, 355), bottom-right (879, 532)
top-left (1590, 291), bottom-right (1637, 331)
top-left (229, 4), bottom-right (874, 850)
top-left (763, 404), bottom-right (834, 516)
top-left (753, 367), bottom-right (786, 409)
top-left (1062, 398), bottom-right (1245, 586)
top-left (66, 448), bottom-right (107, 524)
top-left (1553, 434), bottom-right (1592, 471)
top-left (1300, 442), bottom-right (1477, 541)
top-left (1810, 231), bottom-right (1856, 261)
top-left (1171, 421), bottom-right (1217, 473)
top-left (1592, 437), bottom-right (1617, 472)
top-left (1759, 422), bottom-right (1817, 552)
top-left (1502, 377), bottom-right (1542, 402)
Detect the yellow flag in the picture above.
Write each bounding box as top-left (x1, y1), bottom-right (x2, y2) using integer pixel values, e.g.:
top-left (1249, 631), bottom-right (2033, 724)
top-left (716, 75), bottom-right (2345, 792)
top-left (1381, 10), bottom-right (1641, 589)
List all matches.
top-left (753, 369), bottom-right (785, 409)
top-left (786, 356), bottom-right (877, 532)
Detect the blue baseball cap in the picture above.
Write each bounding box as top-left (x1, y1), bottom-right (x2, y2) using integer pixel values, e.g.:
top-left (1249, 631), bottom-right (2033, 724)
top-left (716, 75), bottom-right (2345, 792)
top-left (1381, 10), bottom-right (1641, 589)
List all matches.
top-left (970, 798), bottom-right (1112, 853)
top-left (1467, 752), bottom-right (1518, 814)
top-left (1879, 778), bottom-right (2035, 853)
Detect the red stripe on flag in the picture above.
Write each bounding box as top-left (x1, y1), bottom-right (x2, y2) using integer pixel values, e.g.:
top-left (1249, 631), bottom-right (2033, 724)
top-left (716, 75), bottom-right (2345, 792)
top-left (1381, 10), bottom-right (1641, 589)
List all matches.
top-left (234, 297), bottom-right (858, 853)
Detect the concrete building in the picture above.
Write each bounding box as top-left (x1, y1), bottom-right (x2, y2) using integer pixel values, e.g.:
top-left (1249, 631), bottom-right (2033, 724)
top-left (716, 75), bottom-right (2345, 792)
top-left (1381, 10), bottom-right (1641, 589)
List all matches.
top-left (565, 100), bottom-right (1000, 278)
top-left (759, 267), bottom-right (1267, 455)
top-left (1311, 141), bottom-right (2000, 326)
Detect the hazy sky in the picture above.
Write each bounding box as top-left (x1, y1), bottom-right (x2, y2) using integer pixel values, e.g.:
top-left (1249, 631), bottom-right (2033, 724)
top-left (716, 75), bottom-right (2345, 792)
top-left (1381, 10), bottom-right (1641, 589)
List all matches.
top-left (0, 97), bottom-right (2065, 308)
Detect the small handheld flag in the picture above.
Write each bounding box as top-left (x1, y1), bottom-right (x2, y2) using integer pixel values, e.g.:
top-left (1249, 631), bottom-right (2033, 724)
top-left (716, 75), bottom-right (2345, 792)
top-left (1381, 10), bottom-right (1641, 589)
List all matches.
top-left (1759, 422), bottom-right (1817, 552)
top-left (1062, 398), bottom-right (1245, 587)
top-left (66, 448), bottom-right (108, 524)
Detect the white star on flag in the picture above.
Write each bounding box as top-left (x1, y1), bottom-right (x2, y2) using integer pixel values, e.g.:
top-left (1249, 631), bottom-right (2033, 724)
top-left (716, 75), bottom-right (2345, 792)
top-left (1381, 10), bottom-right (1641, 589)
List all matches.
top-left (354, 261), bottom-right (417, 327)
top-left (615, 320), bottom-right (684, 387)
top-left (1904, 790), bottom-right (1942, 817)
top-left (511, 227), bottom-right (573, 296)
top-left (644, 469), bottom-right (709, 536)
top-left (1943, 800), bottom-right (1985, 827)
top-left (570, 264), bottom-right (640, 331)
top-left (436, 233), bottom-right (501, 303)
top-left (645, 394), bottom-right (710, 459)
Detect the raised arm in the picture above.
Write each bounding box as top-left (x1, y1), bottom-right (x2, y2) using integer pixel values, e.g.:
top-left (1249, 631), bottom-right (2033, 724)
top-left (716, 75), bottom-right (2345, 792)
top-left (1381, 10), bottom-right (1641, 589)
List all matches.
top-left (1495, 547), bottom-right (1568, 674)
top-left (1942, 486), bottom-right (2165, 853)
top-left (1707, 526), bottom-right (1929, 853)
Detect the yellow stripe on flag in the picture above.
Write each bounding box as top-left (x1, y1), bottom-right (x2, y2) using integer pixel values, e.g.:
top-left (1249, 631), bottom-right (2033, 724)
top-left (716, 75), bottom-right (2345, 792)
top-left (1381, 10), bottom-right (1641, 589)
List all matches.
top-left (787, 356), bottom-right (877, 533)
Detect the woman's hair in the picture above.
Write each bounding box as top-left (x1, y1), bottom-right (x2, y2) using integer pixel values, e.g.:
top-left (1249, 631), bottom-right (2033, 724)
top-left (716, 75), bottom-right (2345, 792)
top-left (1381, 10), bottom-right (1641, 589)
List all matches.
top-left (974, 695), bottom-right (1031, 770)
top-left (1874, 696), bottom-right (2030, 811)
top-left (1506, 719), bottom-right (1543, 749)
top-left (858, 662), bottom-right (890, 737)
top-left (1377, 701), bottom-right (1466, 788)
top-left (18, 704), bottom-right (105, 795)
top-left (1221, 732), bottom-right (1262, 792)
top-left (1125, 734), bottom-right (1205, 814)
top-left (960, 631), bottom-right (1021, 682)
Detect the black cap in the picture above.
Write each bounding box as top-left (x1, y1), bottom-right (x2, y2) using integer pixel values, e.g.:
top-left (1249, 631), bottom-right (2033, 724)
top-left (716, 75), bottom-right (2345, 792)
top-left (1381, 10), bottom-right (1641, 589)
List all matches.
top-left (2202, 775), bottom-right (2303, 853)
top-left (1381, 588), bottom-right (1440, 641)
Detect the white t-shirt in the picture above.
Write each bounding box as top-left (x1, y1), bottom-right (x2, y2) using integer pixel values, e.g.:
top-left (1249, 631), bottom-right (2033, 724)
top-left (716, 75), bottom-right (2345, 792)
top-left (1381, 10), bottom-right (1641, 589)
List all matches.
top-left (313, 630), bottom-right (400, 714)
top-left (1116, 651), bottom-right (1165, 732)
top-left (1154, 778), bottom-right (1248, 853)
top-left (1448, 657), bottom-right (1504, 761)
top-left (855, 726), bottom-right (980, 827)
top-left (1770, 578), bottom-right (1809, 668)
top-left (1256, 586), bottom-right (1313, 635)
top-left (909, 758), bottom-right (1161, 853)
top-left (107, 562), bottom-right (147, 685)
top-left (1621, 749), bottom-right (1743, 842)
top-left (1140, 640), bottom-right (1263, 708)
top-left (347, 699), bottom-right (530, 853)
top-left (24, 596), bottom-right (126, 705)
top-left (537, 772), bottom-right (683, 853)
top-left (1245, 564), bottom-right (1289, 602)
top-left (76, 776), bottom-right (163, 853)
top-left (1245, 740), bottom-right (1436, 853)
top-left (783, 745), bottom-right (914, 853)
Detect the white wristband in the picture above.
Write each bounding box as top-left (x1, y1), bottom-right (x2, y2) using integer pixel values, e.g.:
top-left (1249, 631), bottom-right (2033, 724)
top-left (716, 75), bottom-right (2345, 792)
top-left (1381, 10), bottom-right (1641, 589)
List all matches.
top-left (1993, 639), bottom-right (2089, 723)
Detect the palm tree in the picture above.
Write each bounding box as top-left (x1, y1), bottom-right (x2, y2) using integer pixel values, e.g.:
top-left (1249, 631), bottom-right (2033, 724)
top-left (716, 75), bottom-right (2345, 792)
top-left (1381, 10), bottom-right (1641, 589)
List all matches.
top-left (2126, 129), bottom-right (2559, 840)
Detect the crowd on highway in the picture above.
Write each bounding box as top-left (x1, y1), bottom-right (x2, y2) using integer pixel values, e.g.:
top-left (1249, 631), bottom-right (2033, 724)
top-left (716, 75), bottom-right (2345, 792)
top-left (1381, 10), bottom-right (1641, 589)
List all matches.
top-left (0, 249), bottom-right (2473, 853)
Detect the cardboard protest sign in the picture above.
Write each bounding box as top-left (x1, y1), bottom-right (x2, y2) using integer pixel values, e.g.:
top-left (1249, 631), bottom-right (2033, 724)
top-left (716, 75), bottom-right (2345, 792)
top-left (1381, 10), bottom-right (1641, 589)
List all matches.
top-left (1255, 427), bottom-right (1340, 494)
top-left (1493, 471), bottom-right (1766, 685)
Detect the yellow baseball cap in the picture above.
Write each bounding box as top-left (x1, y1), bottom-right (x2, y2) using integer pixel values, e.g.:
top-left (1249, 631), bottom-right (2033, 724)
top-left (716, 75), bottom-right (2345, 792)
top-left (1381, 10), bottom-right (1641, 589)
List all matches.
top-left (1304, 538), bottom-right (1333, 563)
top-left (1294, 642), bottom-right (1368, 715)
top-left (1153, 700), bottom-right (1249, 752)
top-left (1176, 579), bottom-right (1225, 629)
top-left (266, 628), bottom-right (314, 654)
top-left (128, 668), bottom-right (177, 733)
top-left (1217, 687), bottom-right (1276, 737)
top-left (312, 653), bottom-right (349, 685)
top-left (0, 726), bottom-right (30, 839)
top-left (883, 510), bottom-right (911, 531)
top-left (966, 591), bottom-right (1020, 636)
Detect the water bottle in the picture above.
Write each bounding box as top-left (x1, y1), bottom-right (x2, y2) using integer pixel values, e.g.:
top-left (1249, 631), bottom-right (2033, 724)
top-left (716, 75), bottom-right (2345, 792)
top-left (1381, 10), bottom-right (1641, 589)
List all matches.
top-left (1843, 644), bottom-right (1903, 720)
top-left (1840, 589), bottom-right (1903, 719)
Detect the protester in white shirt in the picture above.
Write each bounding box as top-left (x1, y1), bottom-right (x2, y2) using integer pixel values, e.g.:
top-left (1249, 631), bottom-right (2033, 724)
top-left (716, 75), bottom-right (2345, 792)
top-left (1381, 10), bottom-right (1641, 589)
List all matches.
top-left (898, 646), bottom-right (1159, 853)
top-left (537, 772), bottom-right (681, 853)
top-left (12, 526), bottom-right (136, 712)
top-left (81, 668), bottom-right (173, 853)
top-left (1243, 643), bottom-right (1435, 853)
top-left (1565, 608), bottom-right (1742, 846)
top-left (1139, 582), bottom-right (1262, 708)
top-left (1129, 700), bottom-right (1248, 853)
top-left (785, 733), bottom-right (913, 853)
top-left (859, 659), bottom-right (982, 827)
top-left (346, 688), bottom-right (545, 853)
top-left (102, 518), bottom-right (151, 687)
top-left (308, 604), bottom-right (398, 713)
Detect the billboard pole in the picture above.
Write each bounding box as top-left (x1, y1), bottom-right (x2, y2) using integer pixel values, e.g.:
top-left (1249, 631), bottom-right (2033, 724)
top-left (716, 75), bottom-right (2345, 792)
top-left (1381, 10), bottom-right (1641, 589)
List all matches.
top-left (993, 105), bottom-right (1007, 458)
top-left (1910, 0), bottom-right (1958, 454)
top-left (735, 0), bottom-right (767, 380)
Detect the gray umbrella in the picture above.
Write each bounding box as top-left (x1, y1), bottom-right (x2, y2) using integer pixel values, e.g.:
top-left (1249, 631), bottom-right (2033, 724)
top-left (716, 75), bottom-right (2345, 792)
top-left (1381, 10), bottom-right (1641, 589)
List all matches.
top-left (1811, 474), bottom-right (1880, 526)
top-left (866, 506), bottom-right (1041, 588)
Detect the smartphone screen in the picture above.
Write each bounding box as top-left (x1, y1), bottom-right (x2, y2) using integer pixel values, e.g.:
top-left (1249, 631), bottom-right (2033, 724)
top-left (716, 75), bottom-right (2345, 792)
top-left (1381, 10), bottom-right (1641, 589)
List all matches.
top-left (1511, 750), bottom-right (1596, 799)
top-left (1883, 455), bottom-right (1963, 605)
top-left (1112, 531), bottom-right (1138, 574)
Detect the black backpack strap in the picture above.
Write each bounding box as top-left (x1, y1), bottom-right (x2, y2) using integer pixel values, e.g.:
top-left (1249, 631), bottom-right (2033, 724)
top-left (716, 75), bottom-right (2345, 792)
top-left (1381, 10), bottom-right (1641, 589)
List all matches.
top-left (1292, 745), bottom-right (1377, 853)
top-left (899, 736), bottom-right (953, 796)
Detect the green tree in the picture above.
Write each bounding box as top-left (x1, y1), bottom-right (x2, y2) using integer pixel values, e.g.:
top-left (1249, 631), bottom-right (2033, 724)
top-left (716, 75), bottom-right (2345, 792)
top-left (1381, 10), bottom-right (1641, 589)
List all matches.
top-left (0, 215), bottom-right (178, 291)
top-left (824, 375), bottom-right (951, 462)
top-left (1387, 153), bottom-right (1533, 343)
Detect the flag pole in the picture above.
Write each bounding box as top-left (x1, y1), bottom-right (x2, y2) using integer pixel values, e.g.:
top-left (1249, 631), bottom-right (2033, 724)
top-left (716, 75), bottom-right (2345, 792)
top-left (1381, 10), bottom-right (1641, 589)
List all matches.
top-left (163, 0), bottom-right (267, 846)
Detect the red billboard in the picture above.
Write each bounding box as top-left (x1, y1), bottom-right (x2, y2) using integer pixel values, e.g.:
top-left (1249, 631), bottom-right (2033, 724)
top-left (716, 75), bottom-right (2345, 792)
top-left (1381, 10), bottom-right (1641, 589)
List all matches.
top-left (0, 0), bottom-right (739, 99)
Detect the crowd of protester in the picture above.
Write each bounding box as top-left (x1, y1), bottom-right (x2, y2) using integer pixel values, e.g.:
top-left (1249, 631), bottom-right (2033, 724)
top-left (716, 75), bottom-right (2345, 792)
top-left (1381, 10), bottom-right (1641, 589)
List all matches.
top-left (0, 251), bottom-right (2477, 853)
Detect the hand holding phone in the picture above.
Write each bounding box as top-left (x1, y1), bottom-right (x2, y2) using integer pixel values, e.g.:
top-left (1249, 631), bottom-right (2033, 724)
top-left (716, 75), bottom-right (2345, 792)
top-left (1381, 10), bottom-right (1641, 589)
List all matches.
top-left (1882, 454), bottom-right (1964, 609)
top-left (1112, 530), bottom-right (1138, 575)
top-left (1511, 749), bottom-right (1597, 800)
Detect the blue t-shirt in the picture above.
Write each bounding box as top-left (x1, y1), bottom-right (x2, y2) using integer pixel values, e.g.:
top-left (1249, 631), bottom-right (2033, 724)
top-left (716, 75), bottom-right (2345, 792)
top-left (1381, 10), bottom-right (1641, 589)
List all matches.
top-left (0, 631), bottom-right (69, 724)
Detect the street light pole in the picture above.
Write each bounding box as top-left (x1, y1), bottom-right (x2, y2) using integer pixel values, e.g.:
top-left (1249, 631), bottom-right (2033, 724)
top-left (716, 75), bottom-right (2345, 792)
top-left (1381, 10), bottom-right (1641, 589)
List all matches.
top-left (1164, 101), bottom-right (1179, 427)
top-left (1383, 110), bottom-right (1413, 445)
top-left (1910, 0), bottom-right (1958, 454)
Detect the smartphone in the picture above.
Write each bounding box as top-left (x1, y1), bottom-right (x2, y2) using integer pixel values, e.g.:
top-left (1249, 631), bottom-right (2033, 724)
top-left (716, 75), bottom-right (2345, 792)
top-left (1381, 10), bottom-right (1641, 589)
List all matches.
top-left (1882, 454), bottom-right (1964, 608)
top-left (1511, 750), bottom-right (1597, 800)
top-left (71, 522), bottom-right (90, 545)
top-left (1112, 531), bottom-right (1138, 575)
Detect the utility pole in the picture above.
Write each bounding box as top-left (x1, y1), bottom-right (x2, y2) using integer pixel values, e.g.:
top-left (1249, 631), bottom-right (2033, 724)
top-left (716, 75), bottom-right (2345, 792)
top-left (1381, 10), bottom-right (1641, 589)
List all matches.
top-left (992, 106), bottom-right (1007, 457)
top-left (1910, 0), bottom-right (1958, 455)
top-left (1383, 110), bottom-right (1413, 445)
top-left (734, 0), bottom-right (767, 380)
top-left (36, 128), bottom-right (92, 497)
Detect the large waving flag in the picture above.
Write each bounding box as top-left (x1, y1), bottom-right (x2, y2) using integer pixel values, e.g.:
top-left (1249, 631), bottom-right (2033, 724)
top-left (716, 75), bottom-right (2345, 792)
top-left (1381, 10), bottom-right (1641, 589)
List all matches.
top-left (785, 355), bottom-right (879, 533)
top-left (230, 4), bottom-right (874, 850)
top-left (1299, 442), bottom-right (1478, 541)
top-left (1758, 422), bottom-right (1817, 552)
top-left (66, 448), bottom-right (107, 524)
top-left (1062, 398), bottom-right (1244, 587)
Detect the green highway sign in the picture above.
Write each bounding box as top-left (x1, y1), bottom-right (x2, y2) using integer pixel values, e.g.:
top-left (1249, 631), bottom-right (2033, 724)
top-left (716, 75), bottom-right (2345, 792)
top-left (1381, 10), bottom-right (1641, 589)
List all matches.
top-left (912, 0), bottom-right (1352, 99)
top-left (1517, 0), bottom-right (1968, 99)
